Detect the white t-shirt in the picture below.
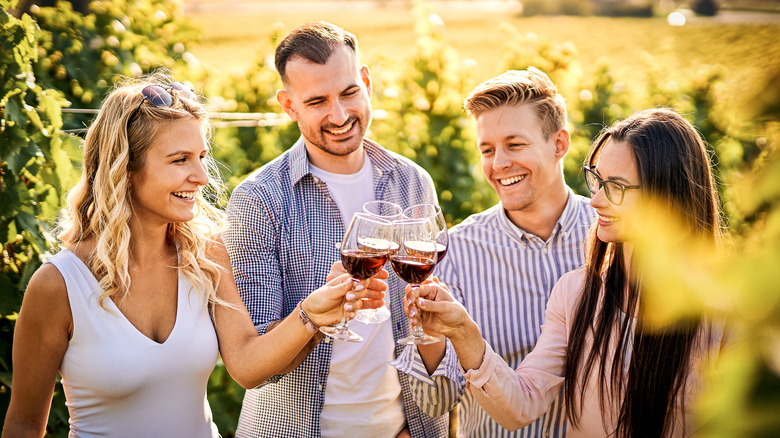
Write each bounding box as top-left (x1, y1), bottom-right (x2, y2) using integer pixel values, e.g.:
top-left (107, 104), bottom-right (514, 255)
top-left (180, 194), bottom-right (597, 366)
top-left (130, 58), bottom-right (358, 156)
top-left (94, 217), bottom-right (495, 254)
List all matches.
top-left (309, 154), bottom-right (405, 438)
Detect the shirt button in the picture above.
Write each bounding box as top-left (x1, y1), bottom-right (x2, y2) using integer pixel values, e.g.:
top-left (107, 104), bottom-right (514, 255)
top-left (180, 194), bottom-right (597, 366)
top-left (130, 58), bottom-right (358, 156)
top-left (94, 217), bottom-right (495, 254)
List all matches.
top-left (543, 246), bottom-right (549, 253)
top-left (318, 384), bottom-right (324, 391)
top-left (324, 337), bottom-right (331, 344)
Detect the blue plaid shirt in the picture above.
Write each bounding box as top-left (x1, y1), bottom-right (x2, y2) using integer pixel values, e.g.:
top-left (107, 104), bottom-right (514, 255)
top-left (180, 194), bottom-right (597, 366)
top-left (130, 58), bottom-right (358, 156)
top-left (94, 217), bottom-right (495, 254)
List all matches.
top-left (392, 192), bottom-right (596, 437)
top-left (223, 137), bottom-right (451, 437)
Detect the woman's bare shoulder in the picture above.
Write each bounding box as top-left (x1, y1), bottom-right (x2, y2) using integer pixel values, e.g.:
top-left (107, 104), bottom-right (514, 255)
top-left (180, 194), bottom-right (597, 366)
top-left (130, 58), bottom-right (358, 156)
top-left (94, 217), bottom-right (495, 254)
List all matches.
top-left (23, 261), bottom-right (71, 325)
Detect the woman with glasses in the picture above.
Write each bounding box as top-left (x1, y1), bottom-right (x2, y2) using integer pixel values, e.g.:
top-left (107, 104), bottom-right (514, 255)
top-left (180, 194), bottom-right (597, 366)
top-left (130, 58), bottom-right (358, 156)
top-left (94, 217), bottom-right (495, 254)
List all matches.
top-left (2, 75), bottom-right (384, 437)
top-left (407, 108), bottom-right (726, 437)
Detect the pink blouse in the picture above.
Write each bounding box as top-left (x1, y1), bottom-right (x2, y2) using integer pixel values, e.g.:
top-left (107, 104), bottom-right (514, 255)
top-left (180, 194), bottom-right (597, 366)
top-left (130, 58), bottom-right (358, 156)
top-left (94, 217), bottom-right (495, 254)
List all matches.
top-left (463, 267), bottom-right (723, 437)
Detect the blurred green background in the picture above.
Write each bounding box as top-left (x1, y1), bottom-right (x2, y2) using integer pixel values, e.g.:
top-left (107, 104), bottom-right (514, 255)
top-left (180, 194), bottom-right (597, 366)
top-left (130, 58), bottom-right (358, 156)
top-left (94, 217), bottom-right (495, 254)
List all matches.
top-left (2, 0), bottom-right (779, 436)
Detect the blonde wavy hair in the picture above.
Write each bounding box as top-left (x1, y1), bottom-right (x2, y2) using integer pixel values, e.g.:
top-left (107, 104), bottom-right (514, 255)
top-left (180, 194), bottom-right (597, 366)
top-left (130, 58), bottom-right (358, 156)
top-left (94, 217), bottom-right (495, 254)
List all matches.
top-left (59, 72), bottom-right (229, 313)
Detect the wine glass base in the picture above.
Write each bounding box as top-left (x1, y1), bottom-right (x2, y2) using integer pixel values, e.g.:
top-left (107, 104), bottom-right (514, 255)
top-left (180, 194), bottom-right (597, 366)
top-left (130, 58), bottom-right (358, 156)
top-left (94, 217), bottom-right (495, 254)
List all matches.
top-left (354, 307), bottom-right (391, 324)
top-left (396, 333), bottom-right (441, 345)
top-left (319, 326), bottom-right (363, 342)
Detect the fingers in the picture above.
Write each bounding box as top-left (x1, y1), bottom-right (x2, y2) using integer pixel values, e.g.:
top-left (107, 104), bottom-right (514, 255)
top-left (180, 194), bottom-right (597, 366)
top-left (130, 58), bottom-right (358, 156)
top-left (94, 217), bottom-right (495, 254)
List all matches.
top-left (372, 268), bottom-right (389, 280)
top-left (326, 261), bottom-right (347, 282)
top-left (416, 297), bottom-right (448, 314)
top-left (412, 282), bottom-right (452, 302)
top-left (344, 283), bottom-right (385, 312)
top-left (356, 298), bottom-right (385, 310)
top-left (325, 273), bottom-right (353, 287)
top-left (429, 276), bottom-right (451, 292)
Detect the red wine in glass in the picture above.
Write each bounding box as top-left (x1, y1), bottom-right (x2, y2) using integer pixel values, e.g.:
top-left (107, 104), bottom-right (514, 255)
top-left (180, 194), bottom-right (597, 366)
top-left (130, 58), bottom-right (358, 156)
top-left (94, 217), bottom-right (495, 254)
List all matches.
top-left (390, 255), bottom-right (436, 284)
top-left (353, 236), bottom-right (398, 324)
top-left (402, 204), bottom-right (448, 263)
top-left (321, 213), bottom-right (392, 342)
top-left (393, 218), bottom-right (442, 346)
top-left (341, 250), bottom-right (389, 280)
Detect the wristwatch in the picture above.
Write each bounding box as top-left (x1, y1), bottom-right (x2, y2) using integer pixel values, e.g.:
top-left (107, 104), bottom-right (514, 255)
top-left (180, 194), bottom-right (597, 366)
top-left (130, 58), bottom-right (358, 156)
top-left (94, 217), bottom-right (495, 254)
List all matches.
top-left (296, 300), bottom-right (319, 334)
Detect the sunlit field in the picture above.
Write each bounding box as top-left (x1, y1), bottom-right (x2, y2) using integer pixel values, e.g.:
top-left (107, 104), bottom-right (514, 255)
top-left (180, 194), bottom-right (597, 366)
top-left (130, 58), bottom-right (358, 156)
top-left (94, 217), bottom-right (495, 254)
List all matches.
top-left (186, 2), bottom-right (780, 99)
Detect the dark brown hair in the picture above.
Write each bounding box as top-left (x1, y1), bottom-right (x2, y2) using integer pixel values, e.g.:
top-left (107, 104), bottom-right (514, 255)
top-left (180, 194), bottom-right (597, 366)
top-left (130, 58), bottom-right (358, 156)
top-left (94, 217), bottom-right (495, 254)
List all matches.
top-left (274, 21), bottom-right (358, 83)
top-left (564, 108), bottom-right (722, 438)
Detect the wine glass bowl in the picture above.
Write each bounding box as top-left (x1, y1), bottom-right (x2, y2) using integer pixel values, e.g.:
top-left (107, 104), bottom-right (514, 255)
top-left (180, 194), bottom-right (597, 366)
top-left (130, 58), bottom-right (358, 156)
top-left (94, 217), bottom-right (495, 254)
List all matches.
top-left (320, 213), bottom-right (393, 342)
top-left (403, 204), bottom-right (448, 263)
top-left (392, 218), bottom-right (442, 345)
top-left (354, 201), bottom-right (403, 324)
top-left (363, 200), bottom-right (403, 220)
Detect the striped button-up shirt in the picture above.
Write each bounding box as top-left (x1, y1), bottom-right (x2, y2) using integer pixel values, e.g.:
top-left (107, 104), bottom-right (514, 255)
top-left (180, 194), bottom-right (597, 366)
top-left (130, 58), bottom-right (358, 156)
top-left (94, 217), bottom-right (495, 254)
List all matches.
top-left (223, 137), bottom-right (452, 437)
top-left (393, 191), bottom-right (595, 437)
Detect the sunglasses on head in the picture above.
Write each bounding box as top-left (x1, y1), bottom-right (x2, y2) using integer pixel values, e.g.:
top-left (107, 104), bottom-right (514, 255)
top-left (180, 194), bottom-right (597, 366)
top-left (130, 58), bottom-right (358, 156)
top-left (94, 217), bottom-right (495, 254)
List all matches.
top-left (136, 81), bottom-right (197, 112)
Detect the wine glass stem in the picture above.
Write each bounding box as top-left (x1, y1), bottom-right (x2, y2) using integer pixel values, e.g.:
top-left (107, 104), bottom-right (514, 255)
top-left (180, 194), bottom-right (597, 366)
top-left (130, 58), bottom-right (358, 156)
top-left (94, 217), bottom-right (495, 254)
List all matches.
top-left (409, 284), bottom-right (425, 336)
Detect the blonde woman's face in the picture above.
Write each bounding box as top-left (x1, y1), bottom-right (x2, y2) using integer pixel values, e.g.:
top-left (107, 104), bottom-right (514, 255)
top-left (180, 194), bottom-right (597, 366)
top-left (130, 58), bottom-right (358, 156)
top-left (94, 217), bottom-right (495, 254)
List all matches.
top-left (129, 119), bottom-right (209, 227)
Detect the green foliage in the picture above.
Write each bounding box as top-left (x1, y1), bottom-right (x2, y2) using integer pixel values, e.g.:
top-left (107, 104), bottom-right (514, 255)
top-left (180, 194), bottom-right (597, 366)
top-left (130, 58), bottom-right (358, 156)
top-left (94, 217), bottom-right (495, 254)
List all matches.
top-left (498, 26), bottom-right (578, 87)
top-left (208, 27), bottom-right (301, 189)
top-left (370, 0), bottom-right (494, 225)
top-left (206, 360), bottom-right (245, 438)
top-left (30, 0), bottom-right (199, 131)
top-left (634, 133), bottom-right (780, 438)
top-left (0, 0), bottom-right (79, 433)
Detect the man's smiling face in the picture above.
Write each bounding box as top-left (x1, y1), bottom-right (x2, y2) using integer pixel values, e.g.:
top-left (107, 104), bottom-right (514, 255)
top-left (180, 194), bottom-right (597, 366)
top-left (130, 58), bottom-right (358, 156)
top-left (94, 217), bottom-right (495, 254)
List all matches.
top-left (477, 103), bottom-right (568, 218)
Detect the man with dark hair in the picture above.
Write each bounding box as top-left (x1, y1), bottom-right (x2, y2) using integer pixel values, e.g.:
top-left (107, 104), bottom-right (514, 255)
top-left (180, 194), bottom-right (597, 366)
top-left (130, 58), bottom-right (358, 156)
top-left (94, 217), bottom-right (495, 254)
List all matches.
top-left (393, 68), bottom-right (596, 437)
top-left (223, 21), bottom-right (452, 437)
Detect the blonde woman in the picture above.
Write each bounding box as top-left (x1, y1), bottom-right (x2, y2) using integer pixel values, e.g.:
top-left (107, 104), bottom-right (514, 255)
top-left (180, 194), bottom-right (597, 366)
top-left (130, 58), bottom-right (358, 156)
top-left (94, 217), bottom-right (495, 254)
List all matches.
top-left (2, 75), bottom-right (386, 437)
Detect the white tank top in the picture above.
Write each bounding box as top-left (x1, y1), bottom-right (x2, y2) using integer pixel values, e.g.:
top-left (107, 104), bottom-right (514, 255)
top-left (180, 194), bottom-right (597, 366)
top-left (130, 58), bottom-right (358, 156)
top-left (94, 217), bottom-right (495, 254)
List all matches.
top-left (49, 250), bottom-right (220, 438)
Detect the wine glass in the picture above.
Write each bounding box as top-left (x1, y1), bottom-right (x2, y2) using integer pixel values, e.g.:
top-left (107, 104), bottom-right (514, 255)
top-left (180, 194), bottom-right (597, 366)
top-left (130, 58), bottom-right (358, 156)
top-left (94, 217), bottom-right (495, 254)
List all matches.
top-left (403, 203), bottom-right (448, 263)
top-left (363, 200), bottom-right (403, 220)
top-left (392, 218), bottom-right (441, 345)
top-left (321, 213), bottom-right (393, 342)
top-left (355, 201), bottom-right (403, 324)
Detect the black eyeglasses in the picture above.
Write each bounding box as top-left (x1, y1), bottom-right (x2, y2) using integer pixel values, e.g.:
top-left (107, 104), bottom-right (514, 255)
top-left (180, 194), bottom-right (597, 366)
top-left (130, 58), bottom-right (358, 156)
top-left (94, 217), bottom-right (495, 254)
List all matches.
top-left (583, 165), bottom-right (640, 205)
top-left (136, 81), bottom-right (197, 112)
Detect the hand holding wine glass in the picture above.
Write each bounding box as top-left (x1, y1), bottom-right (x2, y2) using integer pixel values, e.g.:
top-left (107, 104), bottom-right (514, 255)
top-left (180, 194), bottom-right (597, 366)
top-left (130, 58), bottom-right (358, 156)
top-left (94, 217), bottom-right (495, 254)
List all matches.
top-left (320, 213), bottom-right (393, 342)
top-left (392, 218), bottom-right (441, 345)
top-left (402, 278), bottom-right (470, 339)
top-left (325, 261), bottom-right (388, 311)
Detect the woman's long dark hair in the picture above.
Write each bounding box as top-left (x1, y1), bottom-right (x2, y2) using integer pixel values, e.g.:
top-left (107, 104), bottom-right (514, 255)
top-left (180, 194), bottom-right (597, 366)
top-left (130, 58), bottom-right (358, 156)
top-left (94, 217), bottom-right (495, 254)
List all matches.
top-left (563, 108), bottom-right (722, 437)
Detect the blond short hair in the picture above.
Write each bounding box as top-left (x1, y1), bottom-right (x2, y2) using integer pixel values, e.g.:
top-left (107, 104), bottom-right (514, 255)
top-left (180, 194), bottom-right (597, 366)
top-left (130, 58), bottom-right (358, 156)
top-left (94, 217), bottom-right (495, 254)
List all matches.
top-left (464, 67), bottom-right (567, 140)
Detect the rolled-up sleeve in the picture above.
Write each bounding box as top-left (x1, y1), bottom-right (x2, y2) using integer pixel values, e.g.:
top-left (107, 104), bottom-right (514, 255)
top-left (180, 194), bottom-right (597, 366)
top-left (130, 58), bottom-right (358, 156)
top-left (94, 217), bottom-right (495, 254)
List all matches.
top-left (391, 339), bottom-right (465, 417)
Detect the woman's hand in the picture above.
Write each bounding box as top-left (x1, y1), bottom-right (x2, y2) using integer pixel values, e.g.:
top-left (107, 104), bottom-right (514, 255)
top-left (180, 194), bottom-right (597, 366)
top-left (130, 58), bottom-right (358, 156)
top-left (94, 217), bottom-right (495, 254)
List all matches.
top-left (304, 262), bottom-right (387, 327)
top-left (405, 277), bottom-right (473, 340)
top-left (407, 276), bottom-right (487, 371)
